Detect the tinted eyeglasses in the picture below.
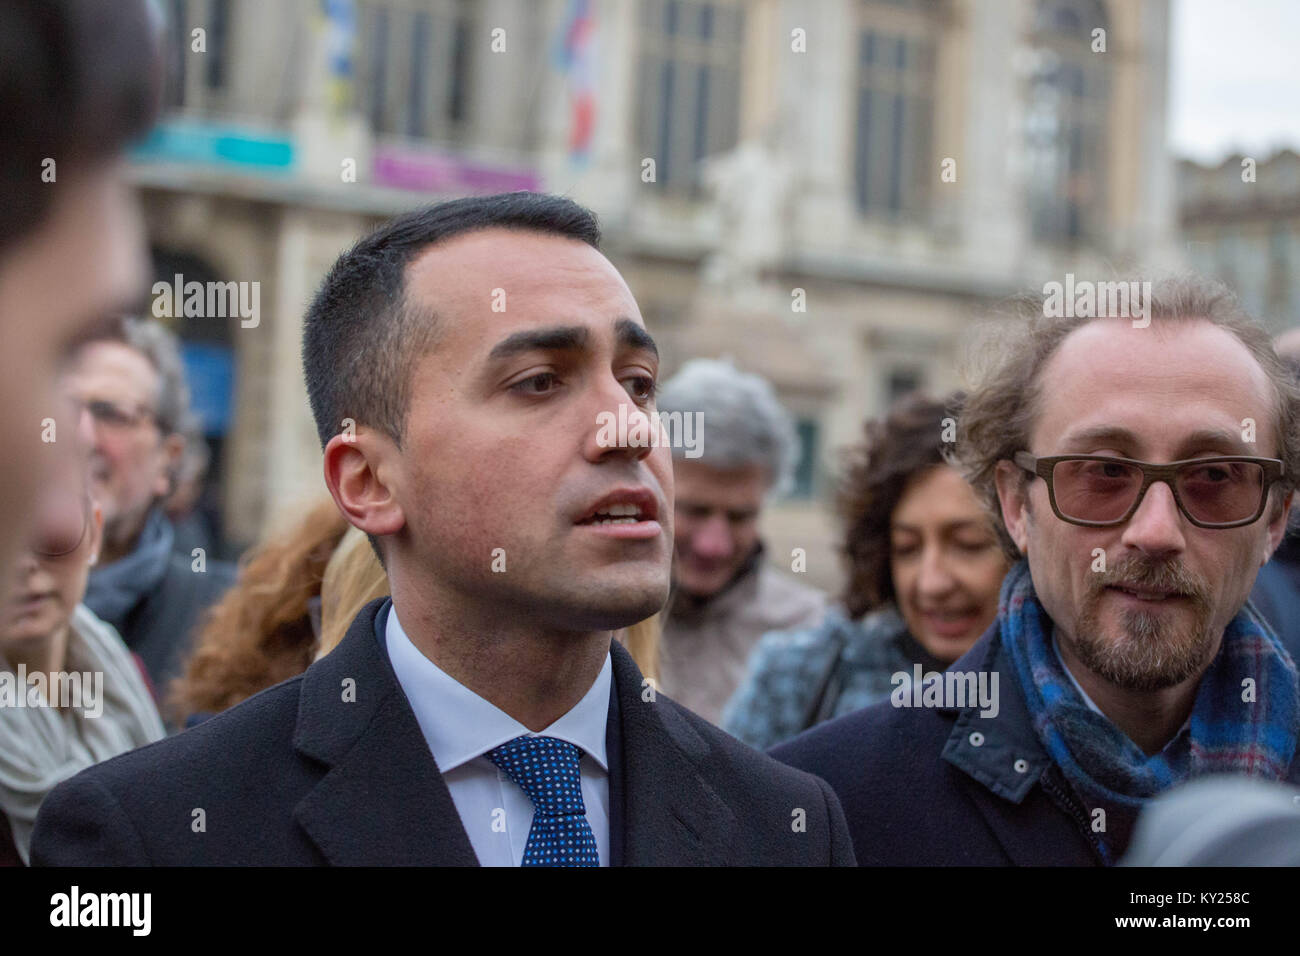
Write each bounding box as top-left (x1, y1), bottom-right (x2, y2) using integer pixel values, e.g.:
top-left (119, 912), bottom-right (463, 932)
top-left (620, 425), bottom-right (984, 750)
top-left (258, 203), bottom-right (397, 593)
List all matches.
top-left (1013, 451), bottom-right (1286, 529)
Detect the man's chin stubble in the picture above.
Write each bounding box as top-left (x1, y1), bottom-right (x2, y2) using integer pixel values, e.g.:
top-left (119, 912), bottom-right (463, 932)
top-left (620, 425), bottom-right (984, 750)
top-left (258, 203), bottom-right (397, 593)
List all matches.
top-left (1071, 599), bottom-right (1216, 692)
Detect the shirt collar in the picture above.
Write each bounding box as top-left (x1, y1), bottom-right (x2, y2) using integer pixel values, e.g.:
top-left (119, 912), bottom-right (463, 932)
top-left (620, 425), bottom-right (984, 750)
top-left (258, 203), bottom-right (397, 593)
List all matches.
top-left (385, 603), bottom-right (611, 774)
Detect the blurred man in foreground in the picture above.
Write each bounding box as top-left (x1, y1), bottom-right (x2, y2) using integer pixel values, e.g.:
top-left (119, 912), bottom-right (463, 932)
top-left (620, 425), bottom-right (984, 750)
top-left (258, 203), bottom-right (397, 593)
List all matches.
top-left (0, 0), bottom-right (158, 578)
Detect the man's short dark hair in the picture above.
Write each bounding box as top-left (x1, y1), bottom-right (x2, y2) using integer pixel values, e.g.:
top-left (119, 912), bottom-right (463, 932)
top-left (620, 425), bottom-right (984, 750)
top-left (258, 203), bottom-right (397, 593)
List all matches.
top-left (0, 0), bottom-right (160, 254)
top-left (301, 192), bottom-right (602, 451)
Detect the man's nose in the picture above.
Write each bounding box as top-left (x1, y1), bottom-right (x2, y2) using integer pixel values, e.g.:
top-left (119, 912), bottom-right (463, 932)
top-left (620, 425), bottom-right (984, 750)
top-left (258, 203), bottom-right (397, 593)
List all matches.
top-left (1120, 480), bottom-right (1187, 557)
top-left (582, 382), bottom-right (657, 464)
top-left (690, 514), bottom-right (733, 559)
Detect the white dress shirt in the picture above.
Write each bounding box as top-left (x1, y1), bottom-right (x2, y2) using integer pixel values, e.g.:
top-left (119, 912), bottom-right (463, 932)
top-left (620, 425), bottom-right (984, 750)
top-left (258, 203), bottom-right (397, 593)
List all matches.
top-left (384, 604), bottom-right (612, 866)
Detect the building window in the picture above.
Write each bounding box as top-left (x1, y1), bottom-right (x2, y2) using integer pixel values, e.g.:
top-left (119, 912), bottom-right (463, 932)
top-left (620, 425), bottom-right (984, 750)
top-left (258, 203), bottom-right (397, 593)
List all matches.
top-left (852, 0), bottom-right (942, 220)
top-left (161, 0), bottom-right (232, 113)
top-left (636, 0), bottom-right (745, 193)
top-left (1024, 0), bottom-right (1110, 245)
top-left (791, 417), bottom-right (820, 500)
top-left (358, 0), bottom-right (476, 143)
top-left (886, 365), bottom-right (924, 406)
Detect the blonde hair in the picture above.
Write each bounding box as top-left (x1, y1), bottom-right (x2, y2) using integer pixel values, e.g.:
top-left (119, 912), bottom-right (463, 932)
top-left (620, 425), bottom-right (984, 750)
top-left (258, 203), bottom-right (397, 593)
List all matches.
top-left (618, 614), bottom-right (660, 683)
top-left (315, 525), bottom-right (390, 661)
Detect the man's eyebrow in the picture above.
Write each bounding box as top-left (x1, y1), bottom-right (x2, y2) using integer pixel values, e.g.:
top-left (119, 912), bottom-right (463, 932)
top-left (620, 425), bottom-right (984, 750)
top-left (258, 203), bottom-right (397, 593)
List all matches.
top-left (615, 317), bottom-right (658, 359)
top-left (1058, 424), bottom-right (1252, 456)
top-left (487, 325), bottom-right (589, 361)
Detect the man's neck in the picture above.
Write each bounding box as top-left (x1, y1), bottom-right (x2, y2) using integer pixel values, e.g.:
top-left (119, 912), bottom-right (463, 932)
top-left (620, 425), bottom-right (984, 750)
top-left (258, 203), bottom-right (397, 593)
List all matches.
top-left (389, 576), bottom-right (610, 732)
top-left (1055, 634), bottom-right (1208, 756)
top-left (99, 509), bottom-right (151, 565)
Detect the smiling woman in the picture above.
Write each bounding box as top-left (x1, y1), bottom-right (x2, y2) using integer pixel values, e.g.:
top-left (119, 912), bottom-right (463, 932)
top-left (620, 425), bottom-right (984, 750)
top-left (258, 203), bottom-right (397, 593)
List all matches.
top-left (723, 391), bottom-right (1010, 750)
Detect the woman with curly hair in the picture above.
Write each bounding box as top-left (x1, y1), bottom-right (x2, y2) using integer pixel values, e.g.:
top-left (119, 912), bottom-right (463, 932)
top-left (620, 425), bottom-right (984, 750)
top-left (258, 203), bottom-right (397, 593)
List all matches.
top-left (723, 391), bottom-right (1009, 750)
top-left (168, 498), bottom-right (354, 725)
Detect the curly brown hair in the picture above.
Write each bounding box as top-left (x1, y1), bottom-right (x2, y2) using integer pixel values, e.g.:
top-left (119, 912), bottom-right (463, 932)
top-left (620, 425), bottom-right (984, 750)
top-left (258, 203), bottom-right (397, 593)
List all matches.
top-left (950, 274), bottom-right (1300, 562)
top-left (167, 497), bottom-right (349, 723)
top-left (837, 391), bottom-right (966, 618)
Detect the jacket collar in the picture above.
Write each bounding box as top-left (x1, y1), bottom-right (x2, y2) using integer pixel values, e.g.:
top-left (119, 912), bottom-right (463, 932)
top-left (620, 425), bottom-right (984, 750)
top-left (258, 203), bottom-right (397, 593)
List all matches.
top-left (292, 597), bottom-right (741, 865)
top-left (292, 598), bottom-right (479, 865)
top-left (608, 640), bottom-right (740, 865)
top-left (938, 621), bottom-right (1052, 805)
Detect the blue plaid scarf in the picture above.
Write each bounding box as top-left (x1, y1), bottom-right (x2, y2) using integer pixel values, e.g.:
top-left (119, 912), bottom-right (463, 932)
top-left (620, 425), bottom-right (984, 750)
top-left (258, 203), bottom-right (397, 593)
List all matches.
top-left (1000, 560), bottom-right (1300, 863)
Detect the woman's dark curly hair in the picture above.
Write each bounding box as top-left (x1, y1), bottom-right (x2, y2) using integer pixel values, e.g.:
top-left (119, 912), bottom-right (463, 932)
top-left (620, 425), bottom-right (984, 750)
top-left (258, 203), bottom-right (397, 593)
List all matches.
top-left (837, 391), bottom-right (965, 619)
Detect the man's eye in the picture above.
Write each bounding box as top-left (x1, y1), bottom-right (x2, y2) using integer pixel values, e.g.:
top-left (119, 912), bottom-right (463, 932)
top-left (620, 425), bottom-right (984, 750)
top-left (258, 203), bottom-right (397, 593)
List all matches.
top-left (623, 375), bottom-right (658, 402)
top-left (510, 373), bottom-right (559, 396)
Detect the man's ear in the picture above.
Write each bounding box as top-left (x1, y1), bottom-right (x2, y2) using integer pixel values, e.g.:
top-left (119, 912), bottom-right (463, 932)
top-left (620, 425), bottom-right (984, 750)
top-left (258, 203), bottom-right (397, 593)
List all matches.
top-left (994, 460), bottom-right (1031, 555)
top-left (1262, 488), bottom-right (1294, 567)
top-left (154, 430), bottom-right (187, 498)
top-left (323, 428), bottom-right (405, 539)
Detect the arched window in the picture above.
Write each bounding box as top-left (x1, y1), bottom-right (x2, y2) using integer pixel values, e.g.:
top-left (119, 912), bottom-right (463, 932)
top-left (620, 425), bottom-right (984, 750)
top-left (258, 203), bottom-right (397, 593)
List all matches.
top-left (1024, 0), bottom-right (1110, 244)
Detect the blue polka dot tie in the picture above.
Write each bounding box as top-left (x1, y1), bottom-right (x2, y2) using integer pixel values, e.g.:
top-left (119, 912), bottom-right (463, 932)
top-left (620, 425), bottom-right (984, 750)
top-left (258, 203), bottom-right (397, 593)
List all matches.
top-left (486, 735), bottom-right (600, 867)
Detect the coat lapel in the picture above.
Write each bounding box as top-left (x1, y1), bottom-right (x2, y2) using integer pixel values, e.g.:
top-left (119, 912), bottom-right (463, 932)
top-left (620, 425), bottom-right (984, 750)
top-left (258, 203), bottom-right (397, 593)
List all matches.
top-left (609, 643), bottom-right (739, 865)
top-left (291, 598), bottom-right (479, 866)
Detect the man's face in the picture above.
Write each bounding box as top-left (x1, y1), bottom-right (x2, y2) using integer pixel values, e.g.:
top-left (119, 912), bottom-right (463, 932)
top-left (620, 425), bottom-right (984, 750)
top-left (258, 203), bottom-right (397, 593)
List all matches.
top-left (384, 229), bottom-right (673, 632)
top-left (0, 165), bottom-right (146, 575)
top-left (62, 341), bottom-right (179, 552)
top-left (671, 459), bottom-right (768, 598)
top-left (995, 318), bottom-right (1292, 691)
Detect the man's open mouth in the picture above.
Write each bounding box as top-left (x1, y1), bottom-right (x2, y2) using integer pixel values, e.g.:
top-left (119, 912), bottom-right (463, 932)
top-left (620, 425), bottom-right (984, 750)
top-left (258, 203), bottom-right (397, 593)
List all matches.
top-left (577, 503), bottom-right (649, 526)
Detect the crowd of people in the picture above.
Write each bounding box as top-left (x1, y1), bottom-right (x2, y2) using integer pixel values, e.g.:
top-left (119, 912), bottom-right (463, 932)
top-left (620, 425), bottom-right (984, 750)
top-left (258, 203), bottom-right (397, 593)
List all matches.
top-left (3, 0), bottom-right (1300, 869)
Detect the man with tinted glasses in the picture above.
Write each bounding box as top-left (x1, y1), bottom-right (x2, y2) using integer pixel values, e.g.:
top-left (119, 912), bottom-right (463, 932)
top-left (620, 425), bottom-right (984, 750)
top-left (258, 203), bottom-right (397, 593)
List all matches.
top-left (774, 275), bottom-right (1300, 865)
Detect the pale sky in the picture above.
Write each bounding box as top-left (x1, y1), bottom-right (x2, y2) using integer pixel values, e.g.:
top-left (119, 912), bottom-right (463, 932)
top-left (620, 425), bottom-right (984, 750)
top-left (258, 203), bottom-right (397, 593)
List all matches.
top-left (1168, 0), bottom-right (1300, 163)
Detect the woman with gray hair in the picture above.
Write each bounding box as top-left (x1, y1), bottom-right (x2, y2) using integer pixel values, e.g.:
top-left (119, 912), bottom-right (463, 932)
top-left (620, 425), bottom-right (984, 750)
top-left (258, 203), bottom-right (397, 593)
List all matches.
top-left (655, 358), bottom-right (827, 725)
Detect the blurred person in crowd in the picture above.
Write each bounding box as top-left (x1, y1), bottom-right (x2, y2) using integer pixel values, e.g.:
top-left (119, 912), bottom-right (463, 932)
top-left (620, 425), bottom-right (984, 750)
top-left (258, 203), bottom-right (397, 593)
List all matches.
top-left (725, 392), bottom-right (1009, 749)
top-left (776, 276), bottom-right (1300, 865)
top-left (1248, 327), bottom-right (1300, 661)
top-left (62, 317), bottom-right (237, 692)
top-left (1123, 775), bottom-right (1300, 866)
top-left (656, 358), bottom-right (827, 724)
top-left (33, 193), bottom-right (853, 866)
top-left (0, 444), bottom-right (164, 864)
top-left (0, 0), bottom-right (159, 577)
top-left (169, 498), bottom-right (351, 728)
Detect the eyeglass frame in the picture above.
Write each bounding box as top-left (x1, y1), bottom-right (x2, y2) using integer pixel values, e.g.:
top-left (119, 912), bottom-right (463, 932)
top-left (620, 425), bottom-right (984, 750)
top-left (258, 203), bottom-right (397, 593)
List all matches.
top-left (78, 397), bottom-right (163, 433)
top-left (1011, 451), bottom-right (1287, 530)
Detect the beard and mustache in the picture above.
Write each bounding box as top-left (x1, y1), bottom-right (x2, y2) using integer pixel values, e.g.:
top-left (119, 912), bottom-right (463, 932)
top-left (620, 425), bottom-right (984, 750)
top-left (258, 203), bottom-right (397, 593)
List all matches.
top-left (1066, 553), bottom-right (1219, 692)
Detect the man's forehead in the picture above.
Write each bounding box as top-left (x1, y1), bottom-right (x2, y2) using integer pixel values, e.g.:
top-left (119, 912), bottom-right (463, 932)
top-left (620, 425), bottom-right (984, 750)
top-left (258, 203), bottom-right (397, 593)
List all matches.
top-left (404, 228), bottom-right (642, 344)
top-left (1032, 318), bottom-right (1277, 450)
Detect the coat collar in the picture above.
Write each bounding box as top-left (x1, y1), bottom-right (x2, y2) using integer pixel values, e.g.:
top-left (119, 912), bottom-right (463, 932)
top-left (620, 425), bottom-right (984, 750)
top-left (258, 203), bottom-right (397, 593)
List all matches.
top-left (292, 598), bottom-right (478, 865)
top-left (938, 621), bottom-right (1052, 804)
top-left (292, 597), bottom-right (740, 865)
top-left (607, 640), bottom-right (740, 865)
